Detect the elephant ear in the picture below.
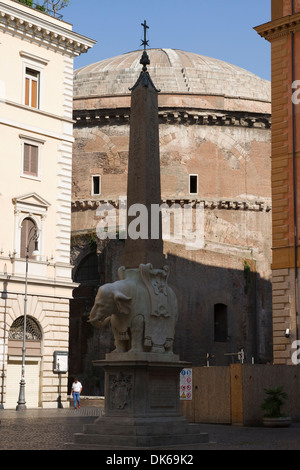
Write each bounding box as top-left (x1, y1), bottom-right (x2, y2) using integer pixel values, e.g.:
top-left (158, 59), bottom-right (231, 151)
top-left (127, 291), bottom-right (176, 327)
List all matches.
top-left (114, 291), bottom-right (132, 315)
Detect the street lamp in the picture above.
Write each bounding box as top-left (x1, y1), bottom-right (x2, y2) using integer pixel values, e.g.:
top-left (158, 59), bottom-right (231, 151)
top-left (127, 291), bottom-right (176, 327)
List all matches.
top-left (16, 228), bottom-right (40, 411)
top-left (0, 264), bottom-right (9, 410)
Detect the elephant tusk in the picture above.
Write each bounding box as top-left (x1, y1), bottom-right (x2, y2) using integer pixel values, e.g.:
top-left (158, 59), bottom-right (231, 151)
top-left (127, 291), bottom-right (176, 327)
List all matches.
top-left (88, 316), bottom-right (111, 328)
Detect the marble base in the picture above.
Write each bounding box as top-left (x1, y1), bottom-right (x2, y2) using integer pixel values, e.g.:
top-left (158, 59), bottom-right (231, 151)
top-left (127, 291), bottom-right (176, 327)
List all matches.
top-left (68, 357), bottom-right (209, 449)
top-left (71, 416), bottom-right (209, 449)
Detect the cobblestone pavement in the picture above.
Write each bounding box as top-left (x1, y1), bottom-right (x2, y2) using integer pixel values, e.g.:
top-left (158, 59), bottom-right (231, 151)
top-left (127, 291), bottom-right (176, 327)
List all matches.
top-left (0, 408), bottom-right (102, 451)
top-left (0, 408), bottom-right (300, 451)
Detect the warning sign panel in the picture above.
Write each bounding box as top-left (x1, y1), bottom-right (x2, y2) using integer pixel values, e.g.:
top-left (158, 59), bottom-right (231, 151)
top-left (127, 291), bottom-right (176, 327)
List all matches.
top-left (180, 368), bottom-right (192, 400)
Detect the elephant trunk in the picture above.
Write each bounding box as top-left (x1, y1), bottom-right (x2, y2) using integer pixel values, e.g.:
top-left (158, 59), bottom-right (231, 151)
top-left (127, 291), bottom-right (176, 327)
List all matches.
top-left (88, 314), bottom-right (111, 329)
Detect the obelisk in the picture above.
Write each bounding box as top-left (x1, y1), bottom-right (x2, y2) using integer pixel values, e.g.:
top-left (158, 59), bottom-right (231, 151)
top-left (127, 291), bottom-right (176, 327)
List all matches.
top-left (122, 22), bottom-right (165, 269)
top-left (68, 23), bottom-right (209, 449)
top-left (88, 21), bottom-right (178, 358)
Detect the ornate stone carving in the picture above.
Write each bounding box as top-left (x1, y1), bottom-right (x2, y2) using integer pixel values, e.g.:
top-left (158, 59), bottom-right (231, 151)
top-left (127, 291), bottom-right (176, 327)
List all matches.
top-left (73, 108), bottom-right (271, 129)
top-left (88, 263), bottom-right (178, 355)
top-left (109, 373), bottom-right (132, 410)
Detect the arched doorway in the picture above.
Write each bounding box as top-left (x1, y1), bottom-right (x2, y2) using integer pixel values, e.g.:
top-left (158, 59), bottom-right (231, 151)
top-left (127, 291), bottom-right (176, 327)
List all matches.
top-left (20, 217), bottom-right (38, 259)
top-left (74, 252), bottom-right (99, 284)
top-left (6, 316), bottom-right (42, 409)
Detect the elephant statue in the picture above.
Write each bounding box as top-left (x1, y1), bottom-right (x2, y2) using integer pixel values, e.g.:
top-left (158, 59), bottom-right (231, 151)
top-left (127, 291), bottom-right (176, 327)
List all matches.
top-left (88, 264), bottom-right (178, 355)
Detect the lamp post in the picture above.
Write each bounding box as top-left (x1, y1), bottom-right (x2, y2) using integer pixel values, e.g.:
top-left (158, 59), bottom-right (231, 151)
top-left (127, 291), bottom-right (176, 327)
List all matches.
top-left (0, 265), bottom-right (9, 410)
top-left (16, 228), bottom-right (39, 411)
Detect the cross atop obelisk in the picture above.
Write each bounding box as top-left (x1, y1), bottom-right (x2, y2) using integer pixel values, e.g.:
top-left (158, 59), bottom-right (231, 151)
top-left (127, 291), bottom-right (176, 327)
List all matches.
top-left (122, 22), bottom-right (165, 269)
top-left (141, 20), bottom-right (149, 50)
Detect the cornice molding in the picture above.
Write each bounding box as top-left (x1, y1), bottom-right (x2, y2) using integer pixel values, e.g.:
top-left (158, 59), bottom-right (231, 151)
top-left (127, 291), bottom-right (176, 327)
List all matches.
top-left (19, 50), bottom-right (50, 65)
top-left (0, 1), bottom-right (96, 57)
top-left (72, 198), bottom-right (272, 213)
top-left (254, 12), bottom-right (300, 41)
top-left (73, 108), bottom-right (271, 129)
top-left (3, 98), bottom-right (75, 124)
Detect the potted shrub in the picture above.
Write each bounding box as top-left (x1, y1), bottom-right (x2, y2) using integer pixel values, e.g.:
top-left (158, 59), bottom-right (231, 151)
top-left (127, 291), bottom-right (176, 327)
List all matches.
top-left (261, 386), bottom-right (291, 427)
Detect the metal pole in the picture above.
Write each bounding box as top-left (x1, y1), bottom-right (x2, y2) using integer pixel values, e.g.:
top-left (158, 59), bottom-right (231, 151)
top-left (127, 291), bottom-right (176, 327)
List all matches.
top-left (0, 275), bottom-right (8, 410)
top-left (16, 229), bottom-right (39, 411)
top-left (58, 372), bottom-right (63, 409)
top-left (16, 247), bottom-right (29, 411)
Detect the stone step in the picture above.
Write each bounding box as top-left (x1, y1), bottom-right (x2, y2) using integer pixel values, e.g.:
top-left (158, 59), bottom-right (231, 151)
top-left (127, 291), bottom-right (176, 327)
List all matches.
top-left (82, 420), bottom-right (200, 437)
top-left (73, 431), bottom-right (209, 448)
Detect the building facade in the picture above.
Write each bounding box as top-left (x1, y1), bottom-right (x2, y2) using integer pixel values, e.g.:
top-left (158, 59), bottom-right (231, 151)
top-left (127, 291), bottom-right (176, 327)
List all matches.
top-left (70, 49), bottom-right (273, 391)
top-left (0, 0), bottom-right (94, 408)
top-left (255, 0), bottom-right (300, 364)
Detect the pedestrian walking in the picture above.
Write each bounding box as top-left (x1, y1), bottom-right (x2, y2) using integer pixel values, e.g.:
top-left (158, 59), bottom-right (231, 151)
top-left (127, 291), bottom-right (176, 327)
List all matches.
top-left (70, 378), bottom-right (82, 409)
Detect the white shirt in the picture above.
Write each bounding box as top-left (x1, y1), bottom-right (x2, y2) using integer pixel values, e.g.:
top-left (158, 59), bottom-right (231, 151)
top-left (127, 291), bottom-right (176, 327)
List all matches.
top-left (72, 381), bottom-right (82, 393)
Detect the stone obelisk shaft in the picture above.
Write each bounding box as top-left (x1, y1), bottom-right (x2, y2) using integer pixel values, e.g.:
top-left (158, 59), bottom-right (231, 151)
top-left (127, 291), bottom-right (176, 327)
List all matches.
top-left (122, 54), bottom-right (165, 269)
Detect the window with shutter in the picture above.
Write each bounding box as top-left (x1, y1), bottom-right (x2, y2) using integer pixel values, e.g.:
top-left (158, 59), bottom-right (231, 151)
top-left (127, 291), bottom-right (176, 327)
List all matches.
top-left (20, 218), bottom-right (37, 259)
top-left (23, 143), bottom-right (39, 177)
top-left (25, 76), bottom-right (30, 107)
top-left (24, 68), bottom-right (39, 109)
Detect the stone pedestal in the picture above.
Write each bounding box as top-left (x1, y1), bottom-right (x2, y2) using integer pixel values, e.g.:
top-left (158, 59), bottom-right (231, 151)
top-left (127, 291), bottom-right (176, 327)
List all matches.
top-left (70, 354), bottom-right (208, 449)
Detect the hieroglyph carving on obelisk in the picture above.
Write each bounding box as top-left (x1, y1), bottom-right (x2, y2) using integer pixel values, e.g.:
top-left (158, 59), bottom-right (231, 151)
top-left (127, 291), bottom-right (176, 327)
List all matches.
top-left (89, 22), bottom-right (178, 356)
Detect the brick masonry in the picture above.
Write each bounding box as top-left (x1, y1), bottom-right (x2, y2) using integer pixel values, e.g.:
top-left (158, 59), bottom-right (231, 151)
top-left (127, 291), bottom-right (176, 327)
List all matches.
top-left (255, 1), bottom-right (300, 364)
top-left (70, 50), bottom-right (273, 389)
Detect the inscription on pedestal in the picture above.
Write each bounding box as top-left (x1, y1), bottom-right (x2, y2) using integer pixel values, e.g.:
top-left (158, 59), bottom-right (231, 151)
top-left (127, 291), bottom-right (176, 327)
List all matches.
top-left (108, 373), bottom-right (133, 411)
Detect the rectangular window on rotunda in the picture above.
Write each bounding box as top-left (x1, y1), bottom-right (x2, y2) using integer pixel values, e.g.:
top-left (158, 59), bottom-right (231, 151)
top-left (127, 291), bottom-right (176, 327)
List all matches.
top-left (92, 175), bottom-right (101, 195)
top-left (189, 174), bottom-right (198, 195)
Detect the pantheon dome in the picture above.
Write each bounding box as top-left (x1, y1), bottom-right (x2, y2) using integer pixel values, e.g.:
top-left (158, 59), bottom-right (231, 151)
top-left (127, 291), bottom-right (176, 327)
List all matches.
top-left (70, 49), bottom-right (272, 391)
top-left (72, 48), bottom-right (271, 203)
top-left (73, 48), bottom-right (270, 104)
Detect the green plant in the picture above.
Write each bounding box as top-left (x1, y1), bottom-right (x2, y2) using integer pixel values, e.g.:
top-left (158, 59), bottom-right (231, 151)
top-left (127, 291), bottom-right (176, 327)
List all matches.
top-left (88, 234), bottom-right (97, 252)
top-left (19, 0), bottom-right (33, 6)
top-left (243, 260), bottom-right (251, 294)
top-left (18, 0), bottom-right (68, 16)
top-left (261, 386), bottom-right (288, 418)
top-left (18, 0), bottom-right (46, 11)
top-left (43, 0), bottom-right (70, 17)
top-left (35, 2), bottom-right (46, 11)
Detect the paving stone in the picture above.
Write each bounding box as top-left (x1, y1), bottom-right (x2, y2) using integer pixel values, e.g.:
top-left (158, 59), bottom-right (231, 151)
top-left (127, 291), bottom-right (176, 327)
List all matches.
top-left (0, 408), bottom-right (300, 450)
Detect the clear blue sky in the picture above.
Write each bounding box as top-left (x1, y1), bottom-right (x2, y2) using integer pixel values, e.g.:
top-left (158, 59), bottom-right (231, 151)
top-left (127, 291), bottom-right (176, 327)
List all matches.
top-left (65, 0), bottom-right (271, 81)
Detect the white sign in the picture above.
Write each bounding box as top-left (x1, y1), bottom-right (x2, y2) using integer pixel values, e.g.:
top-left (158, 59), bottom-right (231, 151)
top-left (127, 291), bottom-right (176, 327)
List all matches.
top-left (180, 368), bottom-right (192, 400)
top-left (53, 351), bottom-right (68, 373)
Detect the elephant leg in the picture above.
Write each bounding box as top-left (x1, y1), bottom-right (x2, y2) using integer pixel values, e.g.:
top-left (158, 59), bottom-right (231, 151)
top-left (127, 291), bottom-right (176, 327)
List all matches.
top-left (129, 315), bottom-right (144, 352)
top-left (112, 339), bottom-right (128, 353)
top-left (113, 340), bottom-right (129, 353)
top-left (164, 338), bottom-right (174, 353)
top-left (111, 323), bottom-right (129, 353)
